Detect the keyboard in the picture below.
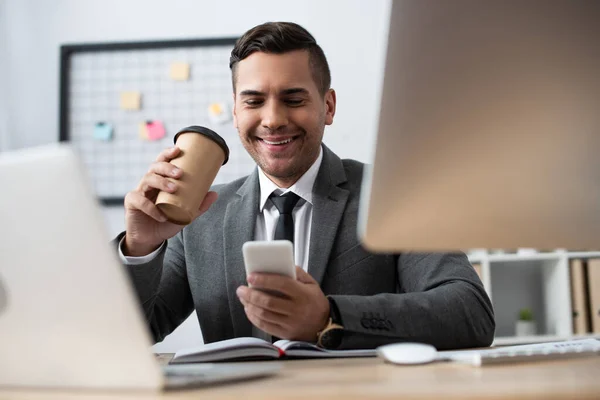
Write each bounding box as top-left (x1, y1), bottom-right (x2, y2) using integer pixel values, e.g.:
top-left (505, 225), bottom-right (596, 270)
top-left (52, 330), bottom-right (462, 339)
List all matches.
top-left (438, 338), bottom-right (600, 366)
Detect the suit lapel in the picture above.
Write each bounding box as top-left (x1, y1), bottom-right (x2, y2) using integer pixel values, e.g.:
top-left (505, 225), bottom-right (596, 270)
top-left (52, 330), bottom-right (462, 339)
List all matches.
top-left (224, 170), bottom-right (259, 338)
top-left (308, 145), bottom-right (349, 285)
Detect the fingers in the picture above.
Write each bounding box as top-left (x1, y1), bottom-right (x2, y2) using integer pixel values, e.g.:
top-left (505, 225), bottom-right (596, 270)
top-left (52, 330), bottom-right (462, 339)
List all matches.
top-left (245, 311), bottom-right (287, 339)
top-left (138, 171), bottom-right (179, 195)
top-left (128, 146), bottom-right (217, 223)
top-left (236, 286), bottom-right (293, 315)
top-left (240, 298), bottom-right (290, 326)
top-left (155, 146), bottom-right (181, 163)
top-left (294, 266), bottom-right (317, 284)
top-left (124, 191), bottom-right (167, 222)
top-left (148, 161), bottom-right (183, 179)
top-left (247, 273), bottom-right (297, 297)
top-left (135, 148), bottom-right (182, 193)
top-left (136, 159), bottom-right (183, 193)
top-left (240, 299), bottom-right (289, 338)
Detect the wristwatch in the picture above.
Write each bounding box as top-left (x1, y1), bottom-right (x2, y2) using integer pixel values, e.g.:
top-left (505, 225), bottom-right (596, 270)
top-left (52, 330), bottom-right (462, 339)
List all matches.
top-left (316, 298), bottom-right (344, 349)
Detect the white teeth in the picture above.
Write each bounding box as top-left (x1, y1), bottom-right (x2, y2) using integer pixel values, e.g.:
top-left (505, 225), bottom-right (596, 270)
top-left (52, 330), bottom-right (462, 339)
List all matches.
top-left (263, 138), bottom-right (293, 145)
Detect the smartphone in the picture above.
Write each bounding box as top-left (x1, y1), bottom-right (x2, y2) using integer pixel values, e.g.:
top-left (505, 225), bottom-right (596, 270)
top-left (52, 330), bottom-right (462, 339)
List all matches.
top-left (242, 240), bottom-right (296, 284)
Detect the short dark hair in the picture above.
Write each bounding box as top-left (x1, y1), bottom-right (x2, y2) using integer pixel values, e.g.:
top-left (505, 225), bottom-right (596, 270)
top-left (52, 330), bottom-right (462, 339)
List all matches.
top-left (230, 22), bottom-right (331, 96)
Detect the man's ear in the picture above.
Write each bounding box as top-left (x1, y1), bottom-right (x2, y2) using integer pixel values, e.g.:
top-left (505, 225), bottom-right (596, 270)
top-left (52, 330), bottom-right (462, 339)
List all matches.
top-left (232, 92), bottom-right (238, 129)
top-left (324, 89), bottom-right (336, 126)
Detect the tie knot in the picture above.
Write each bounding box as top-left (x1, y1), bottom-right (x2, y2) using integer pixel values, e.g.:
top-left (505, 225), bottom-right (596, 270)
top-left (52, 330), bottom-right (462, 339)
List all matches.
top-left (270, 192), bottom-right (301, 215)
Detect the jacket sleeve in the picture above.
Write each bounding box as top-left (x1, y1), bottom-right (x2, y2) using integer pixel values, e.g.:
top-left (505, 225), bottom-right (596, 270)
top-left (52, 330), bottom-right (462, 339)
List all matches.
top-left (112, 231), bottom-right (194, 343)
top-left (329, 252), bottom-right (495, 350)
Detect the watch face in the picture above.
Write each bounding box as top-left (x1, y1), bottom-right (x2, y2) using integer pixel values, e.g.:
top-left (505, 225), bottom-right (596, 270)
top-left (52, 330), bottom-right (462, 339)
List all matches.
top-left (321, 328), bottom-right (343, 349)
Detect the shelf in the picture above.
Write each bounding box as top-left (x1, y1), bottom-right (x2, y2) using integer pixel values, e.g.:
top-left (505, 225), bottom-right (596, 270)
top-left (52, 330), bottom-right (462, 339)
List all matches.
top-left (566, 252), bottom-right (600, 259)
top-left (488, 259), bottom-right (569, 337)
top-left (466, 250), bottom-right (600, 263)
top-left (487, 253), bottom-right (561, 262)
top-left (463, 249), bottom-right (600, 350)
top-left (467, 256), bottom-right (484, 264)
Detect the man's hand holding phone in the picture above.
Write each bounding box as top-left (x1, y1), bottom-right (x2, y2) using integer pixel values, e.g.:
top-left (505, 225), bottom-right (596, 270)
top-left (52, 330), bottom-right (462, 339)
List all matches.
top-left (237, 240), bottom-right (330, 342)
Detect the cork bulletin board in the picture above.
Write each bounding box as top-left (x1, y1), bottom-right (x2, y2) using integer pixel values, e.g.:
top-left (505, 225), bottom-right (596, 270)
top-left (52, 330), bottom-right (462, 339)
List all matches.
top-left (59, 37), bottom-right (256, 205)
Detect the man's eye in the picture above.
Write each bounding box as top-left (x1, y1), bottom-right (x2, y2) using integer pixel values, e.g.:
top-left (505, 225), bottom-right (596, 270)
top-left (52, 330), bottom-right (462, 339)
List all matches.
top-left (244, 99), bottom-right (263, 107)
top-left (286, 99), bottom-right (304, 106)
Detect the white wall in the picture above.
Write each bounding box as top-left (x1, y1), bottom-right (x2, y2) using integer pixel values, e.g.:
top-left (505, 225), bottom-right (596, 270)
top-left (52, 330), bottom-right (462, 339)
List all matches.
top-left (0, 1), bottom-right (9, 152)
top-left (2, 0), bottom-right (391, 351)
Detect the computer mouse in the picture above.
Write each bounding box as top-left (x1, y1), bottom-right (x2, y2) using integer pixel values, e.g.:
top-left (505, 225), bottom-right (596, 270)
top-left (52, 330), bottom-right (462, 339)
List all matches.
top-left (377, 342), bottom-right (438, 365)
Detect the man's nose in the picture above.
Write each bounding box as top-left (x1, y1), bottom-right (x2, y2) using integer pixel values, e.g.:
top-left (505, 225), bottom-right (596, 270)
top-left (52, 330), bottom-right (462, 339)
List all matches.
top-left (261, 100), bottom-right (288, 131)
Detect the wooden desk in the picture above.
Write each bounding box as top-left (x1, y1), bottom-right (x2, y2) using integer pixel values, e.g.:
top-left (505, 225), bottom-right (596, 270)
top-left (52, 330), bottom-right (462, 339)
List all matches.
top-left (1, 355), bottom-right (599, 400)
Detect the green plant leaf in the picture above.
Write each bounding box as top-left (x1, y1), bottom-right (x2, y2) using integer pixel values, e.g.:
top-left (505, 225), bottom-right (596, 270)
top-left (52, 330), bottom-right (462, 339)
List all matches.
top-left (518, 308), bottom-right (534, 321)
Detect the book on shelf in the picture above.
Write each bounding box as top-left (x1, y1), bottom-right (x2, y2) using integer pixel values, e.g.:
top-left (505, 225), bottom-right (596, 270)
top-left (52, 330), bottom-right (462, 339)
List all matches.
top-left (169, 337), bottom-right (377, 364)
top-left (570, 258), bottom-right (590, 334)
top-left (587, 259), bottom-right (600, 334)
top-left (471, 263), bottom-right (483, 280)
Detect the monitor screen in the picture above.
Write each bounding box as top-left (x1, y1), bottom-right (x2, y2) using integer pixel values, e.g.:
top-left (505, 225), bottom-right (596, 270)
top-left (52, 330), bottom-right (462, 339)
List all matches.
top-left (359, 0), bottom-right (600, 252)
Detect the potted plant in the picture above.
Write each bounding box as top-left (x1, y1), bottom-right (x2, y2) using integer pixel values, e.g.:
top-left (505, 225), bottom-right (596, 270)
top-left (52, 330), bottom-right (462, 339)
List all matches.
top-left (515, 308), bottom-right (537, 336)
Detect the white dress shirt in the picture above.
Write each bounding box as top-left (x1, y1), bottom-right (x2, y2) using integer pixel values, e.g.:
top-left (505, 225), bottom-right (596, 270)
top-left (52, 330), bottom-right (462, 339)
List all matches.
top-left (119, 147), bottom-right (323, 272)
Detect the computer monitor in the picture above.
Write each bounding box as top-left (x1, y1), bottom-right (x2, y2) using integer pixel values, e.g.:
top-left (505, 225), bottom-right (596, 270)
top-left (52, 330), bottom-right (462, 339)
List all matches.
top-left (359, 0), bottom-right (600, 252)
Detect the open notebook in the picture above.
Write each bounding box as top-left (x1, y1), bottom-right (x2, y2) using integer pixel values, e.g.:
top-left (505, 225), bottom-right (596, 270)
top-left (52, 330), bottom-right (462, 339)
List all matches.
top-left (170, 337), bottom-right (377, 364)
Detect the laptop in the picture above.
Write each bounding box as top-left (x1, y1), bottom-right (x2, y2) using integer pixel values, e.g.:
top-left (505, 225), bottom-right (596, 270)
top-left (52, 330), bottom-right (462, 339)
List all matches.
top-left (359, 0), bottom-right (600, 251)
top-left (0, 143), bottom-right (280, 390)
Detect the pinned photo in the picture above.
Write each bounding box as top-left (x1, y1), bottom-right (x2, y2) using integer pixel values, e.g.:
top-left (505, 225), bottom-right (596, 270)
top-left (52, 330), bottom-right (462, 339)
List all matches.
top-left (170, 62), bottom-right (190, 81)
top-left (208, 102), bottom-right (232, 125)
top-left (139, 120), bottom-right (166, 141)
top-left (93, 122), bottom-right (114, 141)
top-left (120, 91), bottom-right (141, 110)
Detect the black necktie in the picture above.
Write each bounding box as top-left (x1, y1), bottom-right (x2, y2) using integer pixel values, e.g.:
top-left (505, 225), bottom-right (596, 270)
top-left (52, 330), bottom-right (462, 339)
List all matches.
top-left (268, 191), bottom-right (301, 343)
top-left (270, 192), bottom-right (301, 244)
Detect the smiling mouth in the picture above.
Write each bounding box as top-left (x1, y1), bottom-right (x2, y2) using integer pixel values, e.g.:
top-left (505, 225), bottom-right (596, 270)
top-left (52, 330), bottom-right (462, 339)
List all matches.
top-left (258, 137), bottom-right (297, 145)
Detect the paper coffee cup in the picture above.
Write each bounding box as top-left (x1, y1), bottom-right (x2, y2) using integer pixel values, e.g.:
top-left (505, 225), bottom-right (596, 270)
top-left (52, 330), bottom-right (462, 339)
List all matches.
top-left (155, 126), bottom-right (229, 225)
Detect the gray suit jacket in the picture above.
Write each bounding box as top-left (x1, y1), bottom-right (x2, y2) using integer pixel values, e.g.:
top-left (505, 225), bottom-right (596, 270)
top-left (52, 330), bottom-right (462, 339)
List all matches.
top-left (122, 144), bottom-right (495, 350)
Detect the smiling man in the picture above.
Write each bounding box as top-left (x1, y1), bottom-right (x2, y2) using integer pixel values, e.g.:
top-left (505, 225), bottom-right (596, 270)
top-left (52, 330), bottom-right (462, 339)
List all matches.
top-left (118, 22), bottom-right (495, 350)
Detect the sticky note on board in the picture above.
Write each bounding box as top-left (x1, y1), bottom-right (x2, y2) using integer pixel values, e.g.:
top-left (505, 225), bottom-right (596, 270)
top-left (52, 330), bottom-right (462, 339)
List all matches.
top-left (147, 121), bottom-right (166, 141)
top-left (208, 102), bottom-right (232, 124)
top-left (93, 122), bottom-right (113, 141)
top-left (170, 62), bottom-right (190, 81)
top-left (120, 91), bottom-right (141, 110)
top-left (138, 122), bottom-right (149, 140)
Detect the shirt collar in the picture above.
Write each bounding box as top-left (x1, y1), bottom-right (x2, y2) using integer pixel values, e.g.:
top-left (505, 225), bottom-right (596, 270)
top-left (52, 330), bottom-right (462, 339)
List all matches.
top-left (258, 146), bottom-right (323, 212)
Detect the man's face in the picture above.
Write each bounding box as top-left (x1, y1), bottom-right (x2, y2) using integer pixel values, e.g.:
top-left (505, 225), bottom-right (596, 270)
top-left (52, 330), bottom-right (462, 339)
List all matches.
top-left (233, 50), bottom-right (336, 187)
